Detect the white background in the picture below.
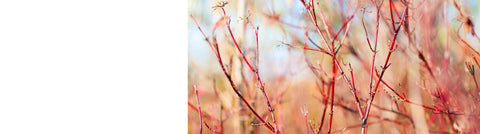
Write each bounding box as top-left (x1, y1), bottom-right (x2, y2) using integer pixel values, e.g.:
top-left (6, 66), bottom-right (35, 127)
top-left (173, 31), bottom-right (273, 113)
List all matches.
top-left (0, 0), bottom-right (186, 133)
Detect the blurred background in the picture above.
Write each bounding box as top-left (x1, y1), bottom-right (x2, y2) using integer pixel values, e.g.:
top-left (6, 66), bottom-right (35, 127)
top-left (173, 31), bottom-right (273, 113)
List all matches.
top-left (188, 0), bottom-right (480, 133)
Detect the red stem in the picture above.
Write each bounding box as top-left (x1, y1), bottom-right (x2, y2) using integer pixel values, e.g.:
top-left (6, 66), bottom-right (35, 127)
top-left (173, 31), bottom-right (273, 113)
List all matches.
top-left (317, 83), bottom-right (330, 134)
top-left (389, 0), bottom-right (396, 32)
top-left (374, 71), bottom-right (450, 113)
top-left (190, 15), bottom-right (275, 132)
top-left (473, 58), bottom-right (480, 93)
top-left (302, 105), bottom-right (309, 134)
top-left (188, 102), bottom-right (219, 122)
top-left (471, 70), bottom-right (480, 92)
top-left (327, 57), bottom-right (336, 134)
top-left (194, 85), bottom-right (203, 134)
top-left (203, 121), bottom-right (221, 134)
top-left (221, 8), bottom-right (279, 133)
top-left (255, 27), bottom-right (259, 69)
top-left (300, 0), bottom-right (364, 119)
top-left (362, 6), bottom-right (408, 133)
top-left (368, 0), bottom-right (382, 92)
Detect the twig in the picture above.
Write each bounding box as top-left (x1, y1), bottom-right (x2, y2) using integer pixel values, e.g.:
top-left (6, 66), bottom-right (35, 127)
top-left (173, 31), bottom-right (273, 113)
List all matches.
top-left (466, 61), bottom-right (480, 92)
top-left (220, 7), bottom-right (279, 133)
top-left (204, 121), bottom-right (221, 134)
top-left (362, 8), bottom-right (374, 52)
top-left (299, 0), bottom-right (364, 123)
top-left (305, 31), bottom-right (322, 50)
top-left (456, 23), bottom-right (480, 58)
top-left (301, 105), bottom-right (309, 134)
top-left (190, 15), bottom-right (275, 132)
top-left (316, 81), bottom-right (330, 134)
top-left (368, 0), bottom-right (383, 91)
top-left (282, 42), bottom-right (331, 56)
top-left (194, 85), bottom-right (203, 134)
top-left (188, 102), bottom-right (219, 122)
top-left (374, 71), bottom-right (454, 114)
top-left (453, 0), bottom-right (480, 57)
top-left (362, 4), bottom-right (408, 133)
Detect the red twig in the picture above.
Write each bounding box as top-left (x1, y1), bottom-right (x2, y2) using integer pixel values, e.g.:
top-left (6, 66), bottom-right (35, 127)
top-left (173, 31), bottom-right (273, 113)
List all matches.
top-left (474, 57), bottom-right (480, 70)
top-left (388, 0), bottom-right (396, 32)
top-left (348, 64), bottom-right (356, 91)
top-left (362, 9), bottom-right (374, 52)
top-left (453, 0), bottom-right (480, 57)
top-left (368, 0), bottom-right (383, 91)
top-left (333, 18), bottom-right (353, 55)
top-left (466, 61), bottom-right (480, 92)
top-left (299, 1), bottom-right (364, 123)
top-left (362, 5), bottom-right (408, 133)
top-left (316, 81), bottom-right (330, 134)
top-left (282, 42), bottom-right (331, 56)
top-left (190, 15), bottom-right (275, 132)
top-left (333, 116), bottom-right (408, 133)
top-left (212, 79), bottom-right (224, 133)
top-left (221, 9), bottom-right (256, 73)
top-left (194, 85), bottom-right (203, 134)
top-left (452, 0), bottom-right (480, 42)
top-left (327, 60), bottom-right (336, 134)
top-left (301, 105), bottom-right (309, 134)
top-left (299, 1), bottom-right (364, 132)
top-left (374, 71), bottom-right (450, 113)
top-left (188, 102), bottom-right (219, 122)
top-left (220, 7), bottom-right (279, 133)
top-left (203, 121), bottom-right (221, 134)
top-left (456, 24), bottom-right (480, 58)
top-left (305, 31), bottom-right (322, 50)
